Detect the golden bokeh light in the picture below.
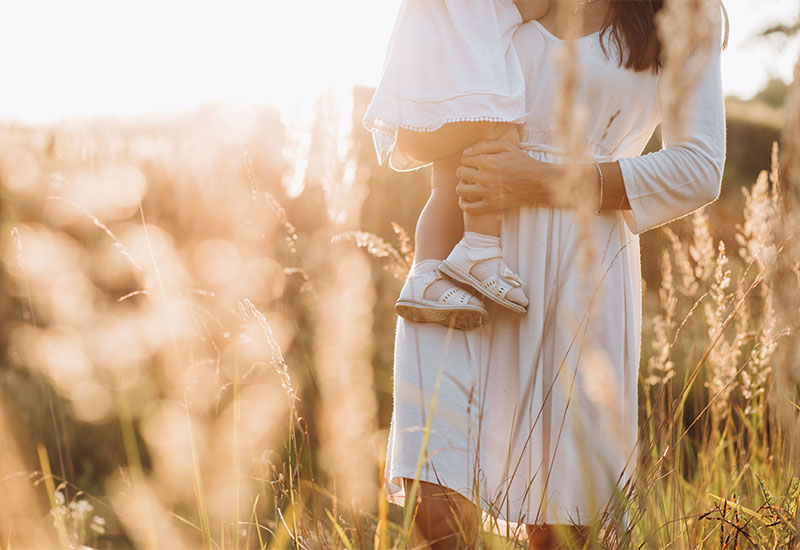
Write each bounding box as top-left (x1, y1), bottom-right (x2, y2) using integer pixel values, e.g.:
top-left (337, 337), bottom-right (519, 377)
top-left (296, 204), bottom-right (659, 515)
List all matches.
top-left (0, 1), bottom-right (797, 548)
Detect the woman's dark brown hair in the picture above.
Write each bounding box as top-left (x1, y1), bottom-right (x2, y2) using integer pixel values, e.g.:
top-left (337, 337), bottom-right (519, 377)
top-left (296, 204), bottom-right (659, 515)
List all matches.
top-left (600, 1), bottom-right (728, 73)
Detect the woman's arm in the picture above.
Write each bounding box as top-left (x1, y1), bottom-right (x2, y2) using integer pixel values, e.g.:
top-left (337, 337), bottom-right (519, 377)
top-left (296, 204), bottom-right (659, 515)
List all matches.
top-left (457, 22), bottom-right (725, 230)
top-left (455, 142), bottom-right (631, 214)
top-left (616, 28), bottom-right (725, 234)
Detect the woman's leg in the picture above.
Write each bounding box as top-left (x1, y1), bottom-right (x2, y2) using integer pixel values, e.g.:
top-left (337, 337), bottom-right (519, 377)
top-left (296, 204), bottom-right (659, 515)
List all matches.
top-left (526, 524), bottom-right (589, 549)
top-left (403, 479), bottom-right (481, 549)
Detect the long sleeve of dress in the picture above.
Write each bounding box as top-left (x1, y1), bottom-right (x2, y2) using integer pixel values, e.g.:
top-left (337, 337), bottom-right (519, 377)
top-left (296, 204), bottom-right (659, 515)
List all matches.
top-left (619, 29), bottom-right (726, 235)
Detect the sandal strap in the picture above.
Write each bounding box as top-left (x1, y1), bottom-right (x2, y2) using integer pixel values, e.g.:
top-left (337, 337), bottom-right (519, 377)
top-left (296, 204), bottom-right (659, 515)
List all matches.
top-left (460, 246), bottom-right (524, 288)
top-left (463, 245), bottom-right (503, 262)
top-left (439, 286), bottom-right (474, 305)
top-left (406, 267), bottom-right (480, 306)
top-left (445, 242), bottom-right (525, 290)
top-left (480, 275), bottom-right (517, 299)
top-left (410, 268), bottom-right (440, 287)
top-left (500, 267), bottom-right (523, 287)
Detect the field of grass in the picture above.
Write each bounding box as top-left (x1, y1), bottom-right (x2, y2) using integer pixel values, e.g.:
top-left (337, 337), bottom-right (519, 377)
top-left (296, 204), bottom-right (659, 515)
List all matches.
top-left (1, 24), bottom-right (800, 550)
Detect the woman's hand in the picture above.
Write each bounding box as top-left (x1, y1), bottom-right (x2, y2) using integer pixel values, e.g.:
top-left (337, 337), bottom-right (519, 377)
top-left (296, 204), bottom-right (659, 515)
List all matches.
top-left (456, 140), bottom-right (556, 214)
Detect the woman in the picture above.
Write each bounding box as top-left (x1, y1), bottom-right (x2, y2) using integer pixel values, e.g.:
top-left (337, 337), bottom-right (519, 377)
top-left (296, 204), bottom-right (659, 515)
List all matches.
top-left (385, 1), bottom-right (727, 548)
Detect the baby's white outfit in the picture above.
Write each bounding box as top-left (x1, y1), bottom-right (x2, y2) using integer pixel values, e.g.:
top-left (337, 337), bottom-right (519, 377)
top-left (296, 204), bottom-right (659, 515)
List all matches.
top-left (363, 0), bottom-right (528, 171)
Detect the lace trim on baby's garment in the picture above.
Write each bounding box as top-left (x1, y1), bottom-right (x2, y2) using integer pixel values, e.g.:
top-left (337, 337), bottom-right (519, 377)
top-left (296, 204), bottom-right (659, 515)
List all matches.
top-left (363, 91), bottom-right (528, 170)
top-left (365, 91), bottom-right (528, 133)
top-left (365, 115), bottom-right (530, 172)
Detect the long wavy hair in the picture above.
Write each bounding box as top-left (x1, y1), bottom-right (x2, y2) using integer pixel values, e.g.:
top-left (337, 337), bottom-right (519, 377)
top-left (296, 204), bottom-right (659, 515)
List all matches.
top-left (600, 0), bottom-right (729, 73)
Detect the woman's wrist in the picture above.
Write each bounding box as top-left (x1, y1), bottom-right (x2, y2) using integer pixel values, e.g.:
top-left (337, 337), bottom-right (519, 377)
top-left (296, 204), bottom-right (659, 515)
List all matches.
top-left (532, 161), bottom-right (630, 211)
top-left (457, 141), bottom-right (632, 212)
top-left (514, 157), bottom-right (558, 206)
top-left (597, 161), bottom-right (631, 211)
top-left (593, 162), bottom-right (604, 214)
top-left (515, 160), bottom-right (630, 212)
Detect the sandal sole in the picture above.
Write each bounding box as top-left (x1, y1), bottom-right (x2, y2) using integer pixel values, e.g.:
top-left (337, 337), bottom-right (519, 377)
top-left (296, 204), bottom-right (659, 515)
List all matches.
top-left (395, 300), bottom-right (488, 331)
top-left (439, 261), bottom-right (528, 314)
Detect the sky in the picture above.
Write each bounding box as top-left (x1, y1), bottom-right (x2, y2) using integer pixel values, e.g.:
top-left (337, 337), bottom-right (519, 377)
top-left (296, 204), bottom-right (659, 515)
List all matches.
top-left (0, 0), bottom-right (797, 124)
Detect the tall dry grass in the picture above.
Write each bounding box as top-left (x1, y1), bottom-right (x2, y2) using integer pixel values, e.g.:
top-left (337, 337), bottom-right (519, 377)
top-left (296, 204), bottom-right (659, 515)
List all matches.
top-left (0, 5), bottom-right (798, 550)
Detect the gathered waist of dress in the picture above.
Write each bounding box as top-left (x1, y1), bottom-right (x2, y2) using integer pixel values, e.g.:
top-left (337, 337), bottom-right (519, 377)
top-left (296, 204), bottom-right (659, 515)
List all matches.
top-left (519, 129), bottom-right (617, 164)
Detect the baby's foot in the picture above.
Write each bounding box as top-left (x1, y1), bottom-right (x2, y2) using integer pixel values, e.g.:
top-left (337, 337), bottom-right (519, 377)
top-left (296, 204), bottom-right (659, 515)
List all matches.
top-left (439, 238), bottom-right (529, 313)
top-left (395, 262), bottom-right (488, 330)
top-left (422, 276), bottom-right (484, 306)
top-left (464, 255), bottom-right (529, 308)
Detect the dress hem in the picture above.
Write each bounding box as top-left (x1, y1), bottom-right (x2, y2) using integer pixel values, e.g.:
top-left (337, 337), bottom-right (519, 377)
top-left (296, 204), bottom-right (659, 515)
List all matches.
top-left (384, 466), bottom-right (605, 527)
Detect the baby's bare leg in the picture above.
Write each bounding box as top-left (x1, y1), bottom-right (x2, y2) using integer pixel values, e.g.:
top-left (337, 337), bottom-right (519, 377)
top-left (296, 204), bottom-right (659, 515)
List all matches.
top-left (454, 122), bottom-right (528, 308)
top-left (397, 122), bottom-right (496, 165)
top-left (461, 123), bottom-right (520, 238)
top-left (414, 121), bottom-right (516, 259)
top-left (413, 122), bottom-right (527, 308)
top-left (408, 121), bottom-right (515, 256)
top-left (412, 151), bottom-right (482, 306)
top-left (414, 152), bottom-right (464, 261)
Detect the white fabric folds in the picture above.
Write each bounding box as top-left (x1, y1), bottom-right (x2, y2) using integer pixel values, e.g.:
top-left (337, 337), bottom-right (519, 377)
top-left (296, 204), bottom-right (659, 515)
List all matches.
top-left (385, 18), bottom-right (726, 525)
top-left (363, 0), bottom-right (529, 171)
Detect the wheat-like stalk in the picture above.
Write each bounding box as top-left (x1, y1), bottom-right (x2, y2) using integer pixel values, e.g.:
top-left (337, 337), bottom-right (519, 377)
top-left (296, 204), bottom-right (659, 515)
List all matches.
top-left (241, 298), bottom-right (297, 403)
top-left (690, 209), bottom-right (716, 284)
top-left (309, 90), bottom-right (380, 508)
top-left (244, 150), bottom-right (299, 254)
top-left (553, 1), bottom-right (597, 277)
top-left (664, 226), bottom-right (699, 297)
top-left (391, 221), bottom-right (415, 268)
top-left (703, 240), bottom-right (741, 422)
top-left (0, 37), bottom-right (798, 548)
top-left (735, 149), bottom-right (784, 416)
top-left (645, 248), bottom-right (677, 387)
top-left (332, 229), bottom-right (411, 281)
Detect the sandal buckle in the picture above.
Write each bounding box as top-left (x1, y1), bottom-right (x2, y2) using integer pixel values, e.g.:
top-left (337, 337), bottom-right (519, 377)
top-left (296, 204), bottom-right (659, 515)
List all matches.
top-left (502, 268), bottom-right (522, 287)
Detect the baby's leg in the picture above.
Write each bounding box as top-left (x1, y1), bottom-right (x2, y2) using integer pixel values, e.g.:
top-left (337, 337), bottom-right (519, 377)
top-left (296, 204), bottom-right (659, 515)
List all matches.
top-left (397, 122), bottom-right (496, 166)
top-left (414, 152), bottom-right (465, 262)
top-left (461, 122), bottom-right (519, 238)
top-left (413, 121), bottom-right (513, 260)
top-left (453, 123), bottom-right (528, 308)
top-left (412, 152), bottom-right (482, 306)
top-left (407, 122), bottom-right (526, 310)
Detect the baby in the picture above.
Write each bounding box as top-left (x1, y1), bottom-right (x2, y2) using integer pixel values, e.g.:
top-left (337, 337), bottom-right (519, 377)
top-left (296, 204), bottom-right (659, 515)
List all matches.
top-left (364, 1), bottom-right (549, 330)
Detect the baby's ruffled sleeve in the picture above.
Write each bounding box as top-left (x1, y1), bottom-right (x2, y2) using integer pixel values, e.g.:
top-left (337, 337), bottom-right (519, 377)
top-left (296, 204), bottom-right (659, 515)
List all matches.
top-left (363, 0), bottom-right (527, 172)
top-left (619, 26), bottom-right (726, 235)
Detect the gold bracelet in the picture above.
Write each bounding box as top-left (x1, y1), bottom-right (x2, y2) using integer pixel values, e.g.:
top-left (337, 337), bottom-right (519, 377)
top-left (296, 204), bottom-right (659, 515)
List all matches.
top-left (593, 162), bottom-right (604, 215)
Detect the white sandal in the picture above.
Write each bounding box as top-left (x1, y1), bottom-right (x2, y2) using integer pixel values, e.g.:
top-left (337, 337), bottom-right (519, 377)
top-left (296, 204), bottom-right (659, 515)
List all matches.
top-left (439, 242), bottom-right (528, 314)
top-left (395, 268), bottom-right (488, 330)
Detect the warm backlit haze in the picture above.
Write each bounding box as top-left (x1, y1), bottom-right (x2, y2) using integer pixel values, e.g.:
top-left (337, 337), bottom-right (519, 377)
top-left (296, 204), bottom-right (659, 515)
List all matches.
top-left (0, 1), bottom-right (799, 548)
top-left (0, 0), bottom-right (797, 123)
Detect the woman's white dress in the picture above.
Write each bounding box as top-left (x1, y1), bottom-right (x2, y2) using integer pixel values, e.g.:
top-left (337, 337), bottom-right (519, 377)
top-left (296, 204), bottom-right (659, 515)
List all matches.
top-left (381, 19), bottom-right (726, 525)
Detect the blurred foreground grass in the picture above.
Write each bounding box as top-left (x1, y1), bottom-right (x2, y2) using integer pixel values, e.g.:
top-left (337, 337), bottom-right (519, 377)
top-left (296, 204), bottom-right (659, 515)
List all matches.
top-left (0, 76), bottom-right (798, 548)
